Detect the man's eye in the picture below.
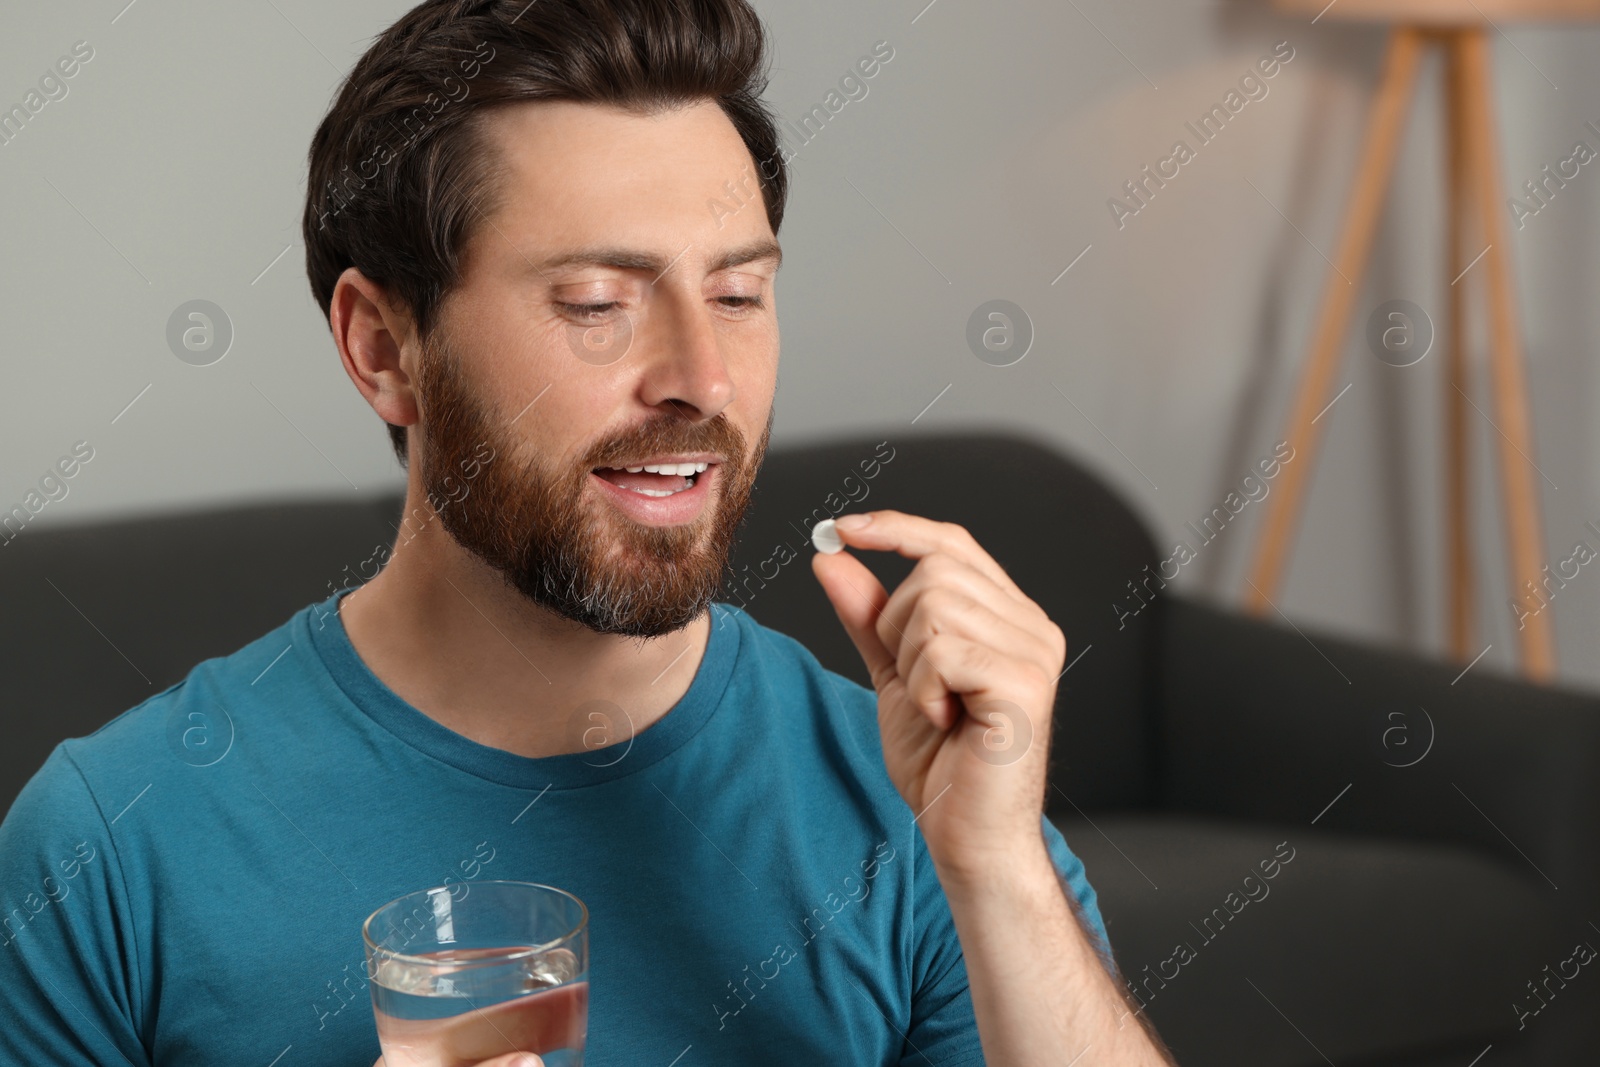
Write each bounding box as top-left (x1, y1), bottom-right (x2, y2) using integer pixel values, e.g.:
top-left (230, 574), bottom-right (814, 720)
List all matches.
top-left (558, 302), bottom-right (620, 321)
top-left (720, 295), bottom-right (763, 309)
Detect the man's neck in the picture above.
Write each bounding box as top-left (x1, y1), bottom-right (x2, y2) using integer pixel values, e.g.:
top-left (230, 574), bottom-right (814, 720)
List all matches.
top-left (336, 515), bottom-right (710, 760)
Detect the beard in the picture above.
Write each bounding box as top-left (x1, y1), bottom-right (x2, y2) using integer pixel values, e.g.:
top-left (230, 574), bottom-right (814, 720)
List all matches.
top-left (409, 328), bottom-right (772, 638)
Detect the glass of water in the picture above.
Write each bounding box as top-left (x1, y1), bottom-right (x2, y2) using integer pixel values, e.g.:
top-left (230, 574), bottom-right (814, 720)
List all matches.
top-left (364, 881), bottom-right (589, 1067)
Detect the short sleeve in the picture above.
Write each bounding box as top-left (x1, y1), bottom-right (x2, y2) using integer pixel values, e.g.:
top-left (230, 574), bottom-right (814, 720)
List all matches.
top-left (900, 826), bottom-right (984, 1067)
top-left (899, 813), bottom-right (1110, 1066)
top-left (1043, 815), bottom-right (1115, 970)
top-left (0, 745), bottom-right (150, 1067)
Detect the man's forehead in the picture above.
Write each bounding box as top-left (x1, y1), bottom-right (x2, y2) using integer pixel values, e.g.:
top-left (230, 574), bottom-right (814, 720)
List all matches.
top-left (468, 99), bottom-right (776, 275)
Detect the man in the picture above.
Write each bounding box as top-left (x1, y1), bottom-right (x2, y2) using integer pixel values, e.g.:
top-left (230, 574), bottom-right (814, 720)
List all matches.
top-left (0, 1), bottom-right (1174, 1064)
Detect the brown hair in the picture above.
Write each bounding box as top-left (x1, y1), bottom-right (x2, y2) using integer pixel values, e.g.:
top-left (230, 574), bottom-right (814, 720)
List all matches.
top-left (301, 0), bottom-right (789, 467)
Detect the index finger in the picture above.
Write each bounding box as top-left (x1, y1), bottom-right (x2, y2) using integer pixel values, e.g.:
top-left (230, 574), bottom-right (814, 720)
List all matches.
top-left (830, 509), bottom-right (1025, 600)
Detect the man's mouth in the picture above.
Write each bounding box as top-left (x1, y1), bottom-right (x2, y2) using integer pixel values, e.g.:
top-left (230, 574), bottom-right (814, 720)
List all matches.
top-left (591, 460), bottom-right (712, 498)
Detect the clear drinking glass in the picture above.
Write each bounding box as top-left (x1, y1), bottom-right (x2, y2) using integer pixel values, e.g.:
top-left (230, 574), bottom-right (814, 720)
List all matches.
top-left (364, 881), bottom-right (589, 1067)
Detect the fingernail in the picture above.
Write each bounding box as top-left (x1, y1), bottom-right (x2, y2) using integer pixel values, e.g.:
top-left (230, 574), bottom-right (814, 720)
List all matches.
top-left (835, 513), bottom-right (872, 532)
top-left (512, 1056), bottom-right (543, 1067)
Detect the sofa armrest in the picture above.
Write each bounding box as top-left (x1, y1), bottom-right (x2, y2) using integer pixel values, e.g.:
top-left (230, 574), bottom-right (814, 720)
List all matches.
top-left (1154, 593), bottom-right (1600, 910)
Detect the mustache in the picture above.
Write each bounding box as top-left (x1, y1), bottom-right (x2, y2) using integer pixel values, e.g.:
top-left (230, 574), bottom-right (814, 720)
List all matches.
top-left (581, 413), bottom-right (747, 471)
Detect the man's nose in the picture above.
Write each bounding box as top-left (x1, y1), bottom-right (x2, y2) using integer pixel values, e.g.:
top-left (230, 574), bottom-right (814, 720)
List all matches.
top-left (635, 290), bottom-right (736, 419)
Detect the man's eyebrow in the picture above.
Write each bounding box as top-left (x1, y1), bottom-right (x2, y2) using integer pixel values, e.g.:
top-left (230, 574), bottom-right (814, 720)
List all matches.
top-left (711, 239), bottom-right (782, 273)
top-left (531, 239), bottom-right (782, 277)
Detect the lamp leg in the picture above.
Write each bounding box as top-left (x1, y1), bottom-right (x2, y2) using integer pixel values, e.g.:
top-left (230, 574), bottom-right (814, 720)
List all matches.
top-left (1444, 32), bottom-right (1476, 661)
top-left (1244, 28), bottom-right (1427, 614)
top-left (1458, 28), bottom-right (1557, 680)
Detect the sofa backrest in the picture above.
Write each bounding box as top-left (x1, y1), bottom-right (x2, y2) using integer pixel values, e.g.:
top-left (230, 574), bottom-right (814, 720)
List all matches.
top-left (0, 493), bottom-right (405, 816)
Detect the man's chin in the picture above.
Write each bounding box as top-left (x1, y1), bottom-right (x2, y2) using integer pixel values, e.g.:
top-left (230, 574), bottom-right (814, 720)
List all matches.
top-left (503, 512), bottom-right (726, 636)
top-left (524, 570), bottom-right (718, 638)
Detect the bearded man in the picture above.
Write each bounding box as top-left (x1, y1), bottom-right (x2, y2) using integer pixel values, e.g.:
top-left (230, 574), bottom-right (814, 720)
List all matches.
top-left (0, 2), bottom-right (1173, 1065)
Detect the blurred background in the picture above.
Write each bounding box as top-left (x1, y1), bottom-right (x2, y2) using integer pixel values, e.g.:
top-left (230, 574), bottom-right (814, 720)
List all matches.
top-left (3, 0), bottom-right (1597, 682)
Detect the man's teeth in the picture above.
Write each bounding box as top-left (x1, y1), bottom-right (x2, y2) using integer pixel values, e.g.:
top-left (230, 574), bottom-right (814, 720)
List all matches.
top-left (595, 460), bottom-right (709, 497)
top-left (612, 461), bottom-right (709, 475)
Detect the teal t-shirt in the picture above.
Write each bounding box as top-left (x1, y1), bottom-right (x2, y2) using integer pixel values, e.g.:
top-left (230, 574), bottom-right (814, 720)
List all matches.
top-left (0, 589), bottom-right (1109, 1066)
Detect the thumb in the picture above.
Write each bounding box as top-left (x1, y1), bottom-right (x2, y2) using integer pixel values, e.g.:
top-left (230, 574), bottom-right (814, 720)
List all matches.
top-left (811, 548), bottom-right (897, 692)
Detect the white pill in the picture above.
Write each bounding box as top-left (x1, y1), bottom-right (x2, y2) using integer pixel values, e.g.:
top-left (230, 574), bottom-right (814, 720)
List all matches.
top-left (811, 518), bottom-right (844, 554)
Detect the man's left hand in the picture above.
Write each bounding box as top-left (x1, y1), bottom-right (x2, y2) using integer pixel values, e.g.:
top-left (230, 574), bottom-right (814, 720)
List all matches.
top-left (810, 510), bottom-right (1065, 876)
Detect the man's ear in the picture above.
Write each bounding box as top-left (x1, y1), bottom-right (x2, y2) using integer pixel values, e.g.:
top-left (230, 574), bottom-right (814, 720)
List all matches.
top-left (329, 266), bottom-right (421, 433)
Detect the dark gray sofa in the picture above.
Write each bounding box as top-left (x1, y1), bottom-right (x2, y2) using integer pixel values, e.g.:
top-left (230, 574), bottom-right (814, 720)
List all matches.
top-left (3, 431), bottom-right (1597, 1065)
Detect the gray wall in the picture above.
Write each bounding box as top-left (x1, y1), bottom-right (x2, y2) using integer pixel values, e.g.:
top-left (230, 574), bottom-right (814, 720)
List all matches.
top-left (3, 0), bottom-right (1597, 687)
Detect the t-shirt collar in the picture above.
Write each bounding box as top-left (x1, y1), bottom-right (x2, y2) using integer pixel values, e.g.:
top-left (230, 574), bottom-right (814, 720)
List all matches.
top-left (302, 587), bottom-right (742, 790)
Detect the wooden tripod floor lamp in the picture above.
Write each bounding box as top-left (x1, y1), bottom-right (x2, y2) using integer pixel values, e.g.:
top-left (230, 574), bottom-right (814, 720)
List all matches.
top-left (1246, 0), bottom-right (1599, 682)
